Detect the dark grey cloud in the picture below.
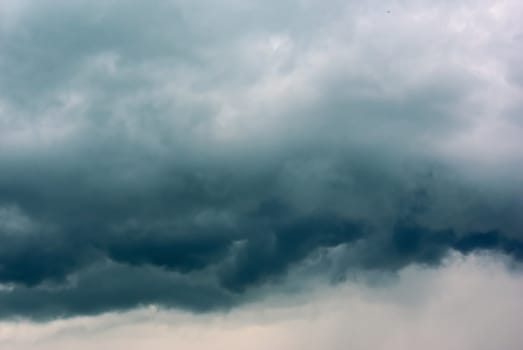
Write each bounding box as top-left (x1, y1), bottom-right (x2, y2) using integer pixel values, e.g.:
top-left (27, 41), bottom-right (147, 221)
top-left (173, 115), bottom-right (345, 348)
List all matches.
top-left (1, 0), bottom-right (522, 319)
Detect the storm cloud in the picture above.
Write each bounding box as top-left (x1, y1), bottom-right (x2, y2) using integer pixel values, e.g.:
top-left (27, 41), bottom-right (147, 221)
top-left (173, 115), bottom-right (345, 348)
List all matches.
top-left (0, 0), bottom-right (522, 320)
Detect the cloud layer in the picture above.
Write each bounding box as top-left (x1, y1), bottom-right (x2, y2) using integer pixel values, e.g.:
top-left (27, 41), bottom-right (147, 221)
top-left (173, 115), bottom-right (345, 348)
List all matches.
top-left (2, 254), bottom-right (523, 350)
top-left (0, 0), bottom-right (522, 319)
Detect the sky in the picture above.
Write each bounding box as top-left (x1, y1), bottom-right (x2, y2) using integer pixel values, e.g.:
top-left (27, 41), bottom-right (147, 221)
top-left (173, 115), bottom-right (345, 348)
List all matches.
top-left (0, 0), bottom-right (522, 349)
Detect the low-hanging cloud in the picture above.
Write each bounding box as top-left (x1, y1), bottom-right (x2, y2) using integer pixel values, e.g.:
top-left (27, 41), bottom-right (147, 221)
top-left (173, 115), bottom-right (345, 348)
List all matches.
top-left (0, 0), bottom-right (522, 319)
top-left (2, 253), bottom-right (523, 350)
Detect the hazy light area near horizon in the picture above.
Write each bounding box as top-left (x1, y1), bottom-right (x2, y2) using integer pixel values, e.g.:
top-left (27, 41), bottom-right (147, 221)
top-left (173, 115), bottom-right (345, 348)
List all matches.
top-left (1, 1), bottom-right (522, 349)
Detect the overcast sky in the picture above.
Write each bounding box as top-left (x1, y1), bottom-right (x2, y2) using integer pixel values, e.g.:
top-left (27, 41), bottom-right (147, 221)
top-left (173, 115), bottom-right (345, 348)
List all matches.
top-left (1, 0), bottom-right (522, 349)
